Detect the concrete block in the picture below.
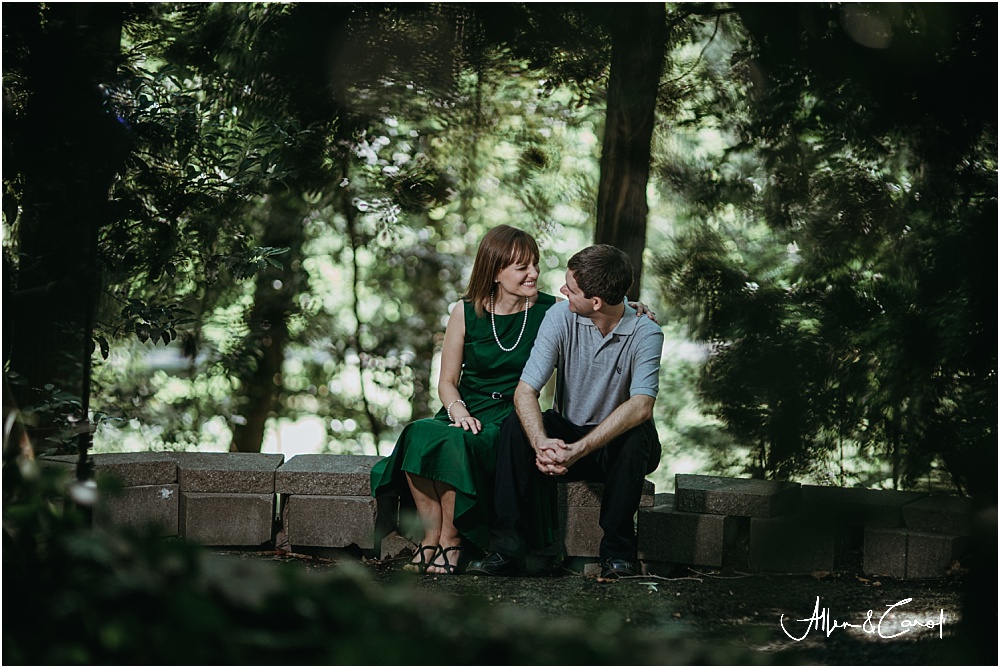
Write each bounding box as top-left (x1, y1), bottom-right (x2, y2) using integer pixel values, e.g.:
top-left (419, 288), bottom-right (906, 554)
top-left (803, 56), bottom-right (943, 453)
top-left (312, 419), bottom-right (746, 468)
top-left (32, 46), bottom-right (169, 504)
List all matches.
top-left (180, 492), bottom-right (274, 546)
top-left (37, 454), bottom-right (76, 471)
top-left (94, 483), bottom-right (179, 536)
top-left (548, 505), bottom-right (603, 557)
top-left (863, 527), bottom-right (970, 580)
top-left (285, 494), bottom-right (380, 550)
top-left (637, 494), bottom-right (737, 568)
top-left (675, 474), bottom-right (800, 518)
top-left (42, 452), bottom-right (177, 487)
top-left (863, 528), bottom-right (908, 578)
top-left (558, 480), bottom-right (655, 508)
top-left (749, 513), bottom-right (843, 573)
top-left (536, 481), bottom-right (655, 558)
top-left (275, 454), bottom-right (383, 496)
top-left (92, 453), bottom-right (177, 487)
top-left (905, 532), bottom-right (969, 579)
top-left (802, 485), bottom-right (926, 529)
top-left (565, 505), bottom-right (606, 557)
top-left (902, 495), bottom-right (975, 536)
top-left (169, 452), bottom-right (283, 494)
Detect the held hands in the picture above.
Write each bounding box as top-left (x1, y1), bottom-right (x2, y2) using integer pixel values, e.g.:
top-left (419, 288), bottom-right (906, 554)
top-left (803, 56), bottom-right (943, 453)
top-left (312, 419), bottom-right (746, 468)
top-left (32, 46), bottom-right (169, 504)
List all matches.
top-left (533, 437), bottom-right (588, 476)
top-left (534, 438), bottom-right (567, 476)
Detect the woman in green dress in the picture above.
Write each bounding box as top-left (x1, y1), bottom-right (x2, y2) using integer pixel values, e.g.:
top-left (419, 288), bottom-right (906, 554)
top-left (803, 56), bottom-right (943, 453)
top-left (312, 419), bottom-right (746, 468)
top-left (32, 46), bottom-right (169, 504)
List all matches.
top-left (370, 225), bottom-right (554, 575)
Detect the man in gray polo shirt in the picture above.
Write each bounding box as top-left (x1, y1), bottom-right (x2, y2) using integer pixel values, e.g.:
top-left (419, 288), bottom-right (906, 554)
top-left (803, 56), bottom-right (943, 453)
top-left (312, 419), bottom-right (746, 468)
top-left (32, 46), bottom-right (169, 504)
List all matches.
top-left (469, 244), bottom-right (663, 579)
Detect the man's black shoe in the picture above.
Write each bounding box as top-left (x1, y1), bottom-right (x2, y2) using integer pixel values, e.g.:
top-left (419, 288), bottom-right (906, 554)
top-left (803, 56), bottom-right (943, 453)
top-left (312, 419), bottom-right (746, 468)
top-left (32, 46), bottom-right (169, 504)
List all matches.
top-left (466, 551), bottom-right (522, 576)
top-left (600, 557), bottom-right (638, 580)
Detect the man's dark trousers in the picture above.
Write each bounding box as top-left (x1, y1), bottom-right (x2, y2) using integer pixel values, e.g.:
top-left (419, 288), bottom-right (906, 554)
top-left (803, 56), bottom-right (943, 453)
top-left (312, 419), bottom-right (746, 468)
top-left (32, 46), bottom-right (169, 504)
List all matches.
top-left (490, 409), bottom-right (661, 561)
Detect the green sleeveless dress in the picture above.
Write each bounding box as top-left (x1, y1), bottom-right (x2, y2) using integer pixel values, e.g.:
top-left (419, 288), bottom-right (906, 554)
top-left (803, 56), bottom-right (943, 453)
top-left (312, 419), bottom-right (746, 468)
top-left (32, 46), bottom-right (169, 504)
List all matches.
top-left (370, 292), bottom-right (557, 553)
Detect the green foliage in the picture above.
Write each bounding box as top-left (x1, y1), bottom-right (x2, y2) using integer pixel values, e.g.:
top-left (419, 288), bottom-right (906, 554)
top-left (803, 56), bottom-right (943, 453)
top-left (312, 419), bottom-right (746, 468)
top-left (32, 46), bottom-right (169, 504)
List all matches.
top-left (656, 4), bottom-right (995, 493)
top-left (87, 5), bottom-right (611, 456)
top-left (7, 2), bottom-right (990, 497)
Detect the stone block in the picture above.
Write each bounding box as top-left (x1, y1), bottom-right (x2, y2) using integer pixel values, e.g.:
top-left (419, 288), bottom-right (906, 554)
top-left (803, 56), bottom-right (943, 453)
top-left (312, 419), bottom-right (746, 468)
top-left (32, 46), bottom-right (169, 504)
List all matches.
top-left (37, 454), bottom-right (76, 470)
top-left (180, 492), bottom-right (274, 546)
top-left (801, 485), bottom-right (926, 529)
top-left (863, 527), bottom-right (970, 580)
top-left (675, 474), bottom-right (800, 518)
top-left (749, 513), bottom-right (843, 573)
top-left (94, 483), bottom-right (179, 536)
top-left (564, 505), bottom-right (606, 557)
top-left (863, 528), bottom-right (908, 578)
top-left (638, 493), bottom-right (737, 568)
top-left (275, 454), bottom-right (383, 496)
top-left (902, 495), bottom-right (975, 536)
top-left (535, 481), bottom-right (655, 558)
top-left (544, 505), bottom-right (603, 557)
top-left (41, 452), bottom-right (177, 487)
top-left (285, 494), bottom-right (382, 550)
top-left (558, 480), bottom-right (655, 508)
top-left (905, 532), bottom-right (969, 579)
top-left (169, 452), bottom-right (283, 494)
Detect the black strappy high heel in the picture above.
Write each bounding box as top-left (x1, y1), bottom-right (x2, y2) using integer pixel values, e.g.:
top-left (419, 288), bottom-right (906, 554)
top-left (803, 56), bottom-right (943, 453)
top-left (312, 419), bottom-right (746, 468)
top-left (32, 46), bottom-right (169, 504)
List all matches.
top-left (402, 545), bottom-right (438, 574)
top-left (428, 545), bottom-right (462, 575)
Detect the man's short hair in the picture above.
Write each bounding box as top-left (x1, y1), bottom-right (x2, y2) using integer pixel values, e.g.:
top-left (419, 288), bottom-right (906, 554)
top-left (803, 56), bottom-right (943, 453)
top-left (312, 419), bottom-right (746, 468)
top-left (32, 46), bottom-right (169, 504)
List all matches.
top-left (567, 244), bottom-right (633, 303)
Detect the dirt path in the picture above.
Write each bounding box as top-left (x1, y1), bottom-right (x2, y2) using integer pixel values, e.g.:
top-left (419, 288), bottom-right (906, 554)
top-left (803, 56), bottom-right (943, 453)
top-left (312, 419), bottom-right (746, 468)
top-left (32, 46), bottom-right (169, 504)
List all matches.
top-left (395, 567), bottom-right (971, 665)
top-left (244, 547), bottom-right (982, 665)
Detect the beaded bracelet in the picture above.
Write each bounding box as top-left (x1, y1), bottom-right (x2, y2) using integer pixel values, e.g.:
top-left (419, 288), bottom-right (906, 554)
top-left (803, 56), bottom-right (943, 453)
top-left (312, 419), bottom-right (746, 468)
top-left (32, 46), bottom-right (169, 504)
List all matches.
top-left (446, 399), bottom-right (466, 423)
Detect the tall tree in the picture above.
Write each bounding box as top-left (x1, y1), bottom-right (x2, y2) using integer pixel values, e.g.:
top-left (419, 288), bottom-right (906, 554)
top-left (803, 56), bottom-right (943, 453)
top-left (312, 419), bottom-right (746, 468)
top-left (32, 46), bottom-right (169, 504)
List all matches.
top-left (4, 4), bottom-right (128, 477)
top-left (5, 4), bottom-right (321, 458)
top-left (594, 3), bottom-right (667, 299)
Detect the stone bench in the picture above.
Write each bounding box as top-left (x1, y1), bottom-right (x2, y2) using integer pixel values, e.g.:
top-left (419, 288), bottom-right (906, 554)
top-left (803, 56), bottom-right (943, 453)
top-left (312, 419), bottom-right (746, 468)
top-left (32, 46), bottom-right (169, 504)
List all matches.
top-left (674, 473), bottom-right (801, 517)
top-left (535, 480), bottom-right (656, 562)
top-left (637, 475), bottom-right (972, 578)
top-left (37, 455), bottom-right (977, 579)
top-left (170, 452), bottom-right (284, 546)
top-left (39, 453), bottom-right (180, 536)
top-left (274, 454), bottom-right (395, 555)
top-left (638, 493), bottom-right (740, 571)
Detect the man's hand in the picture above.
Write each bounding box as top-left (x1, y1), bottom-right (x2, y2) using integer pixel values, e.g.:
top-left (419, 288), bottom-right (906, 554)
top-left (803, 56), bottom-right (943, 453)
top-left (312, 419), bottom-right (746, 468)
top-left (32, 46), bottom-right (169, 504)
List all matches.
top-left (533, 438), bottom-right (568, 476)
top-left (515, 380), bottom-right (571, 476)
top-left (544, 439), bottom-right (591, 471)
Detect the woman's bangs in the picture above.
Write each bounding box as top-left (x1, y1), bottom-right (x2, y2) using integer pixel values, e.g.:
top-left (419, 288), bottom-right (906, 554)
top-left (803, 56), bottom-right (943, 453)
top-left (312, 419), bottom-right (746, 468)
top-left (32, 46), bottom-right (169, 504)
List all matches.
top-left (506, 238), bottom-right (539, 268)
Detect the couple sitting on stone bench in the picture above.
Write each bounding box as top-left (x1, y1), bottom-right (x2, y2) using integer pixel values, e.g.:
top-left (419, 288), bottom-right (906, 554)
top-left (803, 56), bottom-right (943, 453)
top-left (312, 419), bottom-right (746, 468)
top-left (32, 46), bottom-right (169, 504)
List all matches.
top-left (370, 226), bottom-right (663, 579)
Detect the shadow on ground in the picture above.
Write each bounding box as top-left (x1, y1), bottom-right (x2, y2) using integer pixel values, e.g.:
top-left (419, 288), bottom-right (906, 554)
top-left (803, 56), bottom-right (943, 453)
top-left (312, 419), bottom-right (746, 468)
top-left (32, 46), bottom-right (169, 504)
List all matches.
top-left (221, 547), bottom-right (982, 666)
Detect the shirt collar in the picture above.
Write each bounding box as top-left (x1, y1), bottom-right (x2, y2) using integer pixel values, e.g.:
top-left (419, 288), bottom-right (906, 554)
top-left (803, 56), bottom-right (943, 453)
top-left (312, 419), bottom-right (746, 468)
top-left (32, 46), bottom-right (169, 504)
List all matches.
top-left (574, 299), bottom-right (637, 336)
top-left (610, 300), bottom-right (639, 336)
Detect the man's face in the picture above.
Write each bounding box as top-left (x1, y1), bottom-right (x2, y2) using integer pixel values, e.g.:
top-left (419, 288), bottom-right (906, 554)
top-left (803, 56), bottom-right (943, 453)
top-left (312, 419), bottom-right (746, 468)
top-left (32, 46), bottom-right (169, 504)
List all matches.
top-left (560, 269), bottom-right (595, 315)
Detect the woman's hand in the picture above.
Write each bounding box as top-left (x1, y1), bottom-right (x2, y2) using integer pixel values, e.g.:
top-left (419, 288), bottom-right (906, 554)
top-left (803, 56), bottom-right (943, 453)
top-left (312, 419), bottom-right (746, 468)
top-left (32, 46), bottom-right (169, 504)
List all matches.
top-left (630, 301), bottom-right (659, 324)
top-left (450, 413), bottom-right (482, 435)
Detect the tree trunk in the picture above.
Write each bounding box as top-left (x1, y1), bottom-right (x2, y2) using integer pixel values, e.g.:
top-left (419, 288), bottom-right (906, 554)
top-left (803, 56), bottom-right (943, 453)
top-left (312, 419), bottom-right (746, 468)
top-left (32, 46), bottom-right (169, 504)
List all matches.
top-left (594, 3), bottom-right (667, 300)
top-left (230, 191), bottom-right (306, 453)
top-left (6, 5), bottom-right (126, 477)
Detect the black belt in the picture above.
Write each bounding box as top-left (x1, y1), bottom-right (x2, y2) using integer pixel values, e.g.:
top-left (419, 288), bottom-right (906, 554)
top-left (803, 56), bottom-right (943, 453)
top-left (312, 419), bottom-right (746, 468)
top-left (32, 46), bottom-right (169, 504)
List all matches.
top-left (464, 387), bottom-right (514, 402)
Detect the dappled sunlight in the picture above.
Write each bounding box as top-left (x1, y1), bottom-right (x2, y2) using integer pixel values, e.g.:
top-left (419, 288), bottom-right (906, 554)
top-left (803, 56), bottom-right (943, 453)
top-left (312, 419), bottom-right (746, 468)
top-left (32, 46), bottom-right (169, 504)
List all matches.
top-left (262, 416), bottom-right (327, 457)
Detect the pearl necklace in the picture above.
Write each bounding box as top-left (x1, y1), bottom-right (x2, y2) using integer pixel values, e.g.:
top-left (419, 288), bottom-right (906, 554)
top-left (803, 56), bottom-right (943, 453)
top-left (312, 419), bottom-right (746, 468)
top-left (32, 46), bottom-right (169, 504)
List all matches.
top-left (490, 292), bottom-right (529, 352)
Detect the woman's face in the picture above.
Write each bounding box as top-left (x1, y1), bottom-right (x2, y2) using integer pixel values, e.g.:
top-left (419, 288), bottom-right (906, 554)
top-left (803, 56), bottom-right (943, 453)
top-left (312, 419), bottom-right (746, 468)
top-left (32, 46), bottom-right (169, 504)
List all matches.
top-left (495, 256), bottom-right (540, 300)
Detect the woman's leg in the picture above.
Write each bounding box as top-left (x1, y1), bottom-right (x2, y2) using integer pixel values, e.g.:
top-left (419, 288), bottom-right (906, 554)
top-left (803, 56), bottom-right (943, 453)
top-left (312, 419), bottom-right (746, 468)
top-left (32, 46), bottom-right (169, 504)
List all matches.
top-left (426, 482), bottom-right (461, 574)
top-left (405, 472), bottom-right (443, 565)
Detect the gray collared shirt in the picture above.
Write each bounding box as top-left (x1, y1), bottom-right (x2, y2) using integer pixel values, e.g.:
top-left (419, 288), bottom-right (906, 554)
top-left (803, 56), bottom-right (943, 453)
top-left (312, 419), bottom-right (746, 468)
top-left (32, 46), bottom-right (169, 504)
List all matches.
top-left (520, 300), bottom-right (663, 426)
